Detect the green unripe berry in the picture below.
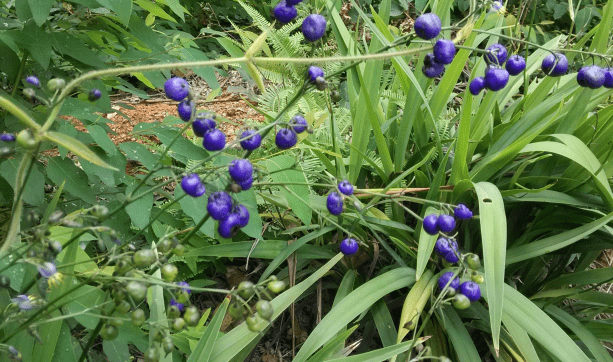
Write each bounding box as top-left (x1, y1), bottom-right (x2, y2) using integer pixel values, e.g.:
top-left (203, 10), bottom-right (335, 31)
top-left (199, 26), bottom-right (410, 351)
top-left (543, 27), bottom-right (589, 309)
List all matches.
top-left (184, 306), bottom-right (200, 326)
top-left (471, 271), bottom-right (484, 284)
top-left (114, 259), bottom-right (133, 276)
top-left (167, 305), bottom-right (181, 319)
top-left (90, 205), bottom-right (109, 221)
top-left (237, 281), bottom-right (255, 299)
top-left (452, 294), bottom-right (471, 310)
top-left (126, 281), bottom-right (147, 303)
top-left (331, 90), bottom-right (341, 102)
top-left (172, 244), bottom-right (185, 257)
top-left (109, 317), bottom-right (124, 327)
top-left (47, 78), bottom-right (66, 91)
top-left (171, 317), bottom-right (186, 332)
top-left (163, 336), bottom-right (174, 354)
top-left (161, 264), bottom-right (178, 282)
top-left (446, 287), bottom-right (457, 297)
top-left (144, 347), bottom-right (160, 362)
top-left (115, 300), bottom-right (131, 314)
top-left (133, 249), bottom-right (156, 268)
top-left (267, 280), bottom-right (286, 294)
top-left (16, 130), bottom-right (38, 149)
top-left (439, 357), bottom-right (452, 362)
top-left (255, 300), bottom-right (273, 320)
top-left (100, 324), bottom-right (119, 340)
top-left (23, 88), bottom-right (36, 100)
top-left (466, 254), bottom-right (481, 270)
top-left (228, 303), bottom-right (245, 319)
top-left (157, 238), bottom-right (172, 254)
top-left (246, 314), bottom-right (266, 333)
top-left (131, 309), bottom-right (146, 327)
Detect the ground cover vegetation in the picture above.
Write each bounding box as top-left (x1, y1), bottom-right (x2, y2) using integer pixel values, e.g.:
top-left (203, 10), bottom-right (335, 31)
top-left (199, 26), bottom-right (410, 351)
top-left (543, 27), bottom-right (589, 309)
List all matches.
top-left (1, 0), bottom-right (613, 361)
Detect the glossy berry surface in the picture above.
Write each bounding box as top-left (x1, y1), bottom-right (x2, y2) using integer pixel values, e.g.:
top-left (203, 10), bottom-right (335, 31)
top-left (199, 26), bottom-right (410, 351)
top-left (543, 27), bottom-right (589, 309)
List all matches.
top-left (238, 177), bottom-right (253, 191)
top-left (327, 191), bottom-right (344, 215)
top-left (577, 65), bottom-right (605, 89)
top-left (240, 130), bottom-right (262, 150)
top-left (235, 204), bottom-right (250, 227)
top-left (88, 89), bottom-right (101, 101)
top-left (218, 213), bottom-right (241, 238)
top-left (203, 129), bottom-right (226, 151)
top-left (177, 100), bottom-right (193, 121)
top-left (434, 237), bottom-right (453, 256)
top-left (338, 180), bottom-right (354, 196)
top-left (454, 204), bottom-right (473, 219)
top-left (433, 39), bottom-right (456, 64)
top-left (192, 115), bottom-right (216, 137)
top-left (443, 239), bottom-right (459, 263)
top-left (291, 115), bottom-right (308, 133)
top-left (604, 68), bottom-right (613, 88)
top-left (452, 294), bottom-right (471, 309)
top-left (180, 174), bottom-right (205, 197)
top-left (505, 55), bottom-right (526, 76)
top-left (423, 214), bottom-right (439, 235)
top-left (0, 133), bottom-right (15, 142)
top-left (469, 77), bottom-right (486, 96)
top-left (485, 43), bottom-right (507, 65)
top-left (340, 238), bottom-right (359, 255)
top-left (25, 75), bottom-right (40, 87)
top-left (422, 53), bottom-right (445, 78)
top-left (207, 191), bottom-right (233, 220)
top-left (229, 159), bottom-right (253, 182)
top-left (437, 214), bottom-right (456, 233)
top-left (308, 66), bottom-right (324, 82)
top-left (302, 14), bottom-right (327, 42)
top-left (542, 52), bottom-right (568, 76)
top-left (275, 128), bottom-right (298, 149)
top-left (164, 77), bottom-right (189, 101)
top-left (273, 1), bottom-right (297, 24)
top-left (485, 67), bottom-right (509, 91)
top-left (438, 271), bottom-right (460, 291)
top-left (414, 13), bottom-right (441, 40)
top-left (459, 281), bottom-right (481, 302)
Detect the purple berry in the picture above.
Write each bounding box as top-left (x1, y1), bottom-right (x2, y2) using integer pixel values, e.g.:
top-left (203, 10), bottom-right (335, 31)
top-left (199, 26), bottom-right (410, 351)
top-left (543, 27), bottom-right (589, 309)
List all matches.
top-left (238, 177), bottom-right (253, 191)
top-left (308, 66), bottom-right (325, 83)
top-left (459, 281), bottom-right (481, 302)
top-left (234, 204), bottom-right (250, 227)
top-left (177, 100), bottom-right (193, 121)
top-left (192, 116), bottom-right (216, 137)
top-left (542, 52), bottom-right (568, 77)
top-left (327, 191), bottom-right (344, 215)
top-left (207, 191), bottom-right (233, 220)
top-left (218, 213), bottom-right (241, 238)
top-left (438, 272), bottom-right (460, 291)
top-left (229, 159), bottom-right (253, 182)
top-left (422, 53), bottom-right (445, 78)
top-left (88, 89), bottom-right (101, 101)
top-left (240, 130), bottom-right (262, 151)
top-left (437, 214), bottom-right (456, 233)
top-left (454, 204), bottom-right (473, 220)
top-left (491, 1), bottom-right (503, 12)
top-left (203, 129), bottom-right (226, 151)
top-left (302, 14), bottom-right (327, 42)
top-left (577, 65), bottom-right (605, 89)
top-left (290, 115), bottom-right (308, 134)
top-left (485, 66), bottom-right (510, 91)
top-left (414, 13), bottom-right (441, 40)
top-left (0, 133), bottom-right (16, 142)
top-left (469, 76), bottom-right (486, 95)
top-left (604, 68), bottom-right (613, 89)
top-left (434, 237), bottom-right (453, 256)
top-left (275, 128), bottom-right (298, 149)
top-left (433, 39), bottom-right (456, 65)
top-left (338, 180), bottom-right (354, 196)
top-left (505, 55), bottom-right (526, 76)
top-left (273, 0), bottom-right (297, 24)
top-left (286, 0), bottom-right (302, 5)
top-left (423, 214), bottom-right (439, 235)
top-left (485, 43), bottom-right (507, 65)
top-left (25, 75), bottom-right (40, 88)
top-left (444, 239), bottom-right (459, 263)
top-left (180, 174), bottom-right (205, 197)
top-left (164, 77), bottom-right (190, 101)
top-left (340, 238), bottom-right (359, 255)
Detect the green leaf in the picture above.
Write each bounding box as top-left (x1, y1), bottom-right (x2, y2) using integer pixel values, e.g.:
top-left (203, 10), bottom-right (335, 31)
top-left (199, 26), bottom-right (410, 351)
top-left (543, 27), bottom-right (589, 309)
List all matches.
top-left (438, 307), bottom-right (481, 361)
top-left (64, 285), bottom-right (106, 329)
top-left (473, 182), bottom-right (506, 353)
top-left (325, 339), bottom-right (417, 362)
top-left (103, 340), bottom-right (131, 362)
top-left (28, 0), bottom-right (54, 26)
top-left (148, 268), bottom-right (172, 362)
top-left (501, 314), bottom-right (541, 362)
top-left (46, 157), bottom-right (97, 204)
top-left (125, 184), bottom-right (154, 229)
top-left (16, 20), bottom-right (52, 69)
top-left (545, 267), bottom-right (613, 289)
top-left (96, 0), bottom-right (133, 26)
top-left (45, 131), bottom-right (118, 170)
top-left (415, 206), bottom-right (440, 280)
top-left (266, 155), bottom-right (312, 226)
top-left (293, 268), bottom-right (416, 362)
top-left (0, 156), bottom-right (44, 206)
top-left (190, 240), bottom-right (335, 260)
top-left (306, 326), bottom-right (359, 362)
top-left (86, 125), bottom-right (118, 157)
top-left (175, 186), bottom-right (215, 238)
top-left (187, 298), bottom-right (229, 362)
top-left (51, 33), bottom-right (105, 68)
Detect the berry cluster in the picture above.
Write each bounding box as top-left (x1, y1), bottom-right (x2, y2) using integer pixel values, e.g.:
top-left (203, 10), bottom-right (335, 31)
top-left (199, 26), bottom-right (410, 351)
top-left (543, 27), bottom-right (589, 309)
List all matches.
top-left (469, 43), bottom-right (526, 95)
top-left (273, 1), bottom-right (327, 43)
top-left (275, 114), bottom-right (311, 149)
top-left (326, 179), bottom-right (354, 216)
top-left (228, 277), bottom-right (287, 333)
top-left (413, 13), bottom-right (453, 78)
top-left (437, 253), bottom-right (484, 310)
top-left (576, 65), bottom-right (613, 89)
top-left (164, 77), bottom-right (195, 122)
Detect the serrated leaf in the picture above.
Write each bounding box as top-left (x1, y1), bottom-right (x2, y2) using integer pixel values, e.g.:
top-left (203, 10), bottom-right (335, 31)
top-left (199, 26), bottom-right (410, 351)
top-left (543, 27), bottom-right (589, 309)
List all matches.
top-left (45, 131), bottom-right (118, 170)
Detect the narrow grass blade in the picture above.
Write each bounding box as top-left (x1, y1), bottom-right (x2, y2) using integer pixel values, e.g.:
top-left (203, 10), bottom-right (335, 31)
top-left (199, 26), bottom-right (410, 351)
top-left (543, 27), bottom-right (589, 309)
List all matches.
top-left (415, 207), bottom-right (440, 280)
top-left (186, 298), bottom-right (229, 362)
top-left (437, 307), bottom-right (481, 361)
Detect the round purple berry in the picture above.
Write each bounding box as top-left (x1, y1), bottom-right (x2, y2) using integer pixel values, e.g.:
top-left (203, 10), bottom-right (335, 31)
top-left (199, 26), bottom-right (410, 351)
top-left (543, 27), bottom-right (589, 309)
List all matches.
top-left (25, 75), bottom-right (40, 88)
top-left (218, 212), bottom-right (242, 238)
top-left (485, 66), bottom-right (510, 91)
top-left (238, 177), bottom-right (253, 191)
top-left (88, 89), bottom-right (102, 101)
top-left (240, 130), bottom-right (262, 151)
top-left (192, 117), bottom-right (216, 137)
top-left (302, 14), bottom-right (327, 42)
top-left (433, 39), bottom-right (456, 65)
top-left (273, 0), bottom-right (297, 24)
top-left (434, 237), bottom-right (452, 257)
top-left (505, 55), bottom-right (526, 76)
top-left (229, 159), bottom-right (253, 182)
top-left (438, 271), bottom-right (460, 291)
top-left (207, 191), bottom-right (233, 220)
top-left (340, 238), bottom-right (359, 255)
top-left (444, 249), bottom-right (459, 264)
top-left (542, 52), bottom-right (568, 77)
top-left (485, 43), bottom-right (507, 65)
top-left (422, 53), bottom-right (445, 78)
top-left (414, 13), bottom-right (441, 40)
top-left (234, 204), bottom-right (250, 227)
top-left (423, 214), bottom-right (439, 235)
top-left (454, 204), bottom-right (473, 220)
top-left (307, 66), bottom-right (324, 83)
top-left (436, 214), bottom-right (456, 233)
top-left (177, 100), bottom-right (193, 121)
top-left (275, 128), bottom-right (298, 149)
top-left (338, 180), bottom-right (354, 196)
top-left (491, 1), bottom-right (503, 12)
top-left (286, 0), bottom-right (302, 4)
top-left (469, 76), bottom-right (486, 95)
top-left (327, 191), bottom-right (344, 215)
top-left (0, 133), bottom-right (16, 142)
top-left (180, 174), bottom-right (205, 197)
top-left (290, 115), bottom-right (308, 134)
top-left (459, 281), bottom-right (481, 302)
top-left (203, 129), bottom-right (226, 151)
top-left (577, 65), bottom-right (605, 89)
top-left (604, 68), bottom-right (613, 89)
top-left (164, 77), bottom-right (190, 101)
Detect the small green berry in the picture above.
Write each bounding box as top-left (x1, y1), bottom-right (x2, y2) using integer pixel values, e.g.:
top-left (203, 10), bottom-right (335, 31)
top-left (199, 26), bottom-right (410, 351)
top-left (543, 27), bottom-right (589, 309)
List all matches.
top-left (163, 336), bottom-right (174, 354)
top-left (466, 254), bottom-right (481, 270)
top-left (100, 324), bottom-right (119, 340)
top-left (161, 264), bottom-right (178, 282)
top-left (246, 314), bottom-right (266, 332)
top-left (452, 294), bottom-right (471, 310)
top-left (133, 249), bottom-right (156, 268)
top-left (184, 306), bottom-right (200, 326)
top-left (172, 244), bottom-right (185, 257)
top-left (144, 347), bottom-right (160, 362)
top-left (115, 300), bottom-right (131, 314)
top-left (131, 309), bottom-right (146, 327)
top-left (126, 281), bottom-right (147, 303)
top-left (255, 300), bottom-right (273, 320)
top-left (237, 281), bottom-right (255, 299)
top-left (171, 317), bottom-right (186, 332)
top-left (267, 280), bottom-right (286, 294)
top-left (157, 238), bottom-right (172, 253)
